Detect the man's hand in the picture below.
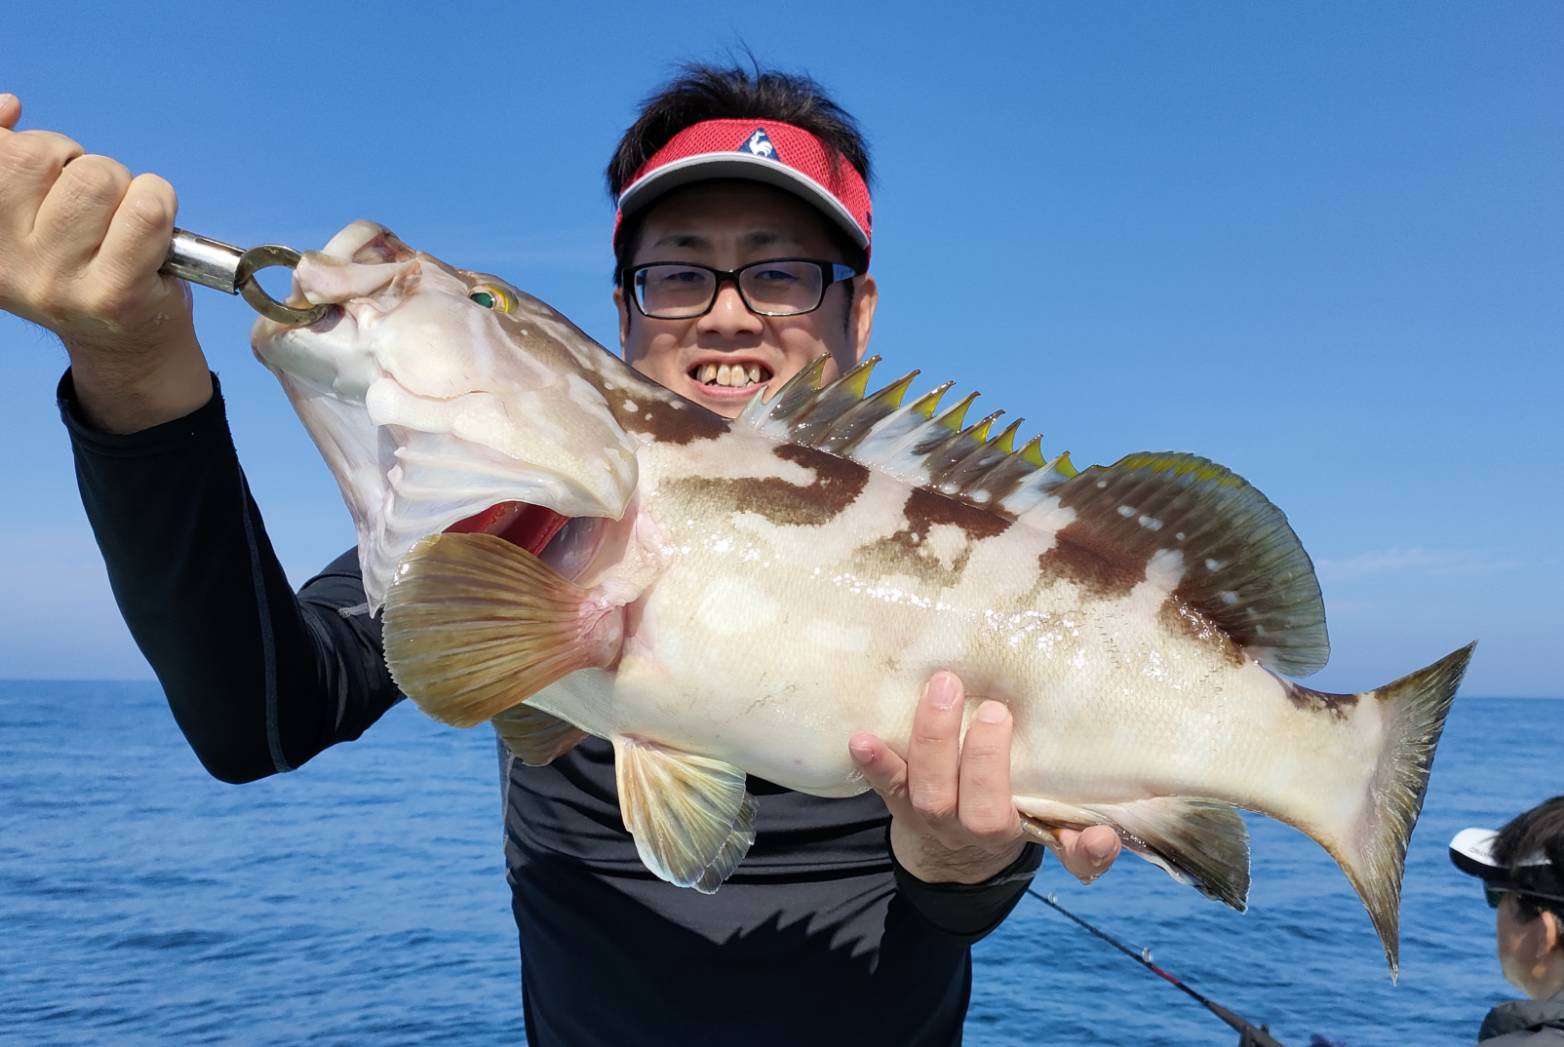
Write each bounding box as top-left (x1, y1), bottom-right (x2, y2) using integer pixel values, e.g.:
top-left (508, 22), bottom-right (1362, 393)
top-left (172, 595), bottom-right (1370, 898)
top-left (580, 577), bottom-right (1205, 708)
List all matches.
top-left (849, 670), bottom-right (1121, 885)
top-left (0, 92), bottom-right (210, 432)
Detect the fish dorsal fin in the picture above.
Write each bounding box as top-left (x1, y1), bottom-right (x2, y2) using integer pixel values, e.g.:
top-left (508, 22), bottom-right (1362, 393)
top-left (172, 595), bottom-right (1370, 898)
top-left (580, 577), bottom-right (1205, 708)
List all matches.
top-left (740, 362), bottom-right (1327, 675)
top-left (738, 356), bottom-right (1079, 506)
top-left (1049, 453), bottom-right (1330, 676)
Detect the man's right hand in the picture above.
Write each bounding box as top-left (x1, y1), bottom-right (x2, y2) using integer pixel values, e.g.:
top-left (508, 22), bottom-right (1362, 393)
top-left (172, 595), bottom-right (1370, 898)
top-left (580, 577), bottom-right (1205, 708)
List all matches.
top-left (0, 92), bottom-right (211, 433)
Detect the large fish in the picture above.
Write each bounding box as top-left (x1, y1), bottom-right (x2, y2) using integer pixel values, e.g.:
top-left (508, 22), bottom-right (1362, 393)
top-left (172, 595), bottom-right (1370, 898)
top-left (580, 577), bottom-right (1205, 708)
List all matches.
top-left (252, 220), bottom-right (1473, 975)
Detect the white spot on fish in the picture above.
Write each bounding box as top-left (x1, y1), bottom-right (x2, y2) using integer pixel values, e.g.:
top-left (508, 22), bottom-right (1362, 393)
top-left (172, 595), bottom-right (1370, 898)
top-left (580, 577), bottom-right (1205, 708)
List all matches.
top-left (623, 399), bottom-right (639, 412)
top-left (1219, 590), bottom-right (1239, 605)
top-left (1117, 505), bottom-right (1136, 518)
top-left (1175, 532), bottom-right (1186, 542)
top-left (1138, 515), bottom-right (1162, 531)
top-left (1146, 548), bottom-right (1185, 592)
top-left (1205, 558), bottom-right (1225, 571)
top-left (924, 523), bottom-right (970, 571)
top-left (971, 489), bottom-right (991, 504)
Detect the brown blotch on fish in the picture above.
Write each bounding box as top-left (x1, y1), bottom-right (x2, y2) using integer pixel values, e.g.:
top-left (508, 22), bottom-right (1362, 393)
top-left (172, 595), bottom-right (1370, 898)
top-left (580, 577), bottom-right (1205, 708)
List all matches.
top-left (862, 486), bottom-right (1012, 583)
top-left (1036, 521), bottom-right (1148, 600)
top-left (664, 443), bottom-right (870, 527)
top-left (1286, 682), bottom-right (1360, 721)
top-left (1160, 599), bottom-right (1246, 669)
top-left (615, 390), bottom-right (727, 445)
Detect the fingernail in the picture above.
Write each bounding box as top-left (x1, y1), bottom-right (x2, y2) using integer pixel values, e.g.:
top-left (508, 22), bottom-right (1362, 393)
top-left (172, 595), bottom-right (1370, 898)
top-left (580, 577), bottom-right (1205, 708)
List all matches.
top-left (849, 738), bottom-right (876, 763)
top-left (926, 672), bottom-right (959, 710)
top-left (976, 700), bottom-right (1008, 724)
top-left (1086, 834), bottom-right (1115, 865)
top-left (0, 93), bottom-right (14, 108)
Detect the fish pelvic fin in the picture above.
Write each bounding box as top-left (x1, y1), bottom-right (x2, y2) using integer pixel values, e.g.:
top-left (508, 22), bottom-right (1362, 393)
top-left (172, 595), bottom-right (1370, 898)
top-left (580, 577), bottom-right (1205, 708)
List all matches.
top-left (613, 737), bottom-right (757, 893)
top-left (381, 532), bottom-right (624, 727)
top-left (1327, 642), bottom-right (1475, 980)
top-left (492, 704), bottom-right (589, 767)
top-left (1017, 796), bottom-right (1251, 910)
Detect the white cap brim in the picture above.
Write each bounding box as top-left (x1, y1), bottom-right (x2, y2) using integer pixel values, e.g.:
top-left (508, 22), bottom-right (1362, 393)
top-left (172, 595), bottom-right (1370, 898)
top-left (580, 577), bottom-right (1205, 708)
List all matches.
top-left (1450, 827), bottom-right (1505, 881)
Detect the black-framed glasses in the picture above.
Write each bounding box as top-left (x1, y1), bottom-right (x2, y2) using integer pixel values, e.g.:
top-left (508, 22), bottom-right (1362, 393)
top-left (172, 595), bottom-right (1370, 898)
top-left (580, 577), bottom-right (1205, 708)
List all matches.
top-left (622, 258), bottom-right (859, 320)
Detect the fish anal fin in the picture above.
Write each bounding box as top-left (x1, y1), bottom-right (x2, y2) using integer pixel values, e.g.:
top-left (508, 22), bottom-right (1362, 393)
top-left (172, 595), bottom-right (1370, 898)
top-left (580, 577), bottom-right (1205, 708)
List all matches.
top-left (382, 532), bottom-right (624, 727)
top-left (492, 704), bottom-right (588, 766)
top-left (613, 736), bottom-right (756, 894)
top-left (1015, 795), bottom-right (1251, 911)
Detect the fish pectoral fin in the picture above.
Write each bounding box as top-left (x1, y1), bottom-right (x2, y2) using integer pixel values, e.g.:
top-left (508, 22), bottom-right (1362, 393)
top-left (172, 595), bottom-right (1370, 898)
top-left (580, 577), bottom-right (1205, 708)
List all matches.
top-left (381, 532), bottom-right (623, 728)
top-left (492, 705), bottom-right (588, 766)
top-left (1015, 795), bottom-right (1251, 911)
top-left (612, 736), bottom-right (757, 894)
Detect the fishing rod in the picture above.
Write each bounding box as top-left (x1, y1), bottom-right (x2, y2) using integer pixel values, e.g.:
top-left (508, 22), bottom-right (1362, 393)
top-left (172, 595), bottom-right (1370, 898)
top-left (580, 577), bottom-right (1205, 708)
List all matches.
top-left (1027, 889), bottom-right (1289, 1047)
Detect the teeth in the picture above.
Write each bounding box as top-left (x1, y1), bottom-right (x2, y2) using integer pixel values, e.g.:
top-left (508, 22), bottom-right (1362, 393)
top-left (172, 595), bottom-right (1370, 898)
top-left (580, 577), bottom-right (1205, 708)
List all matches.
top-left (694, 362), bottom-right (770, 388)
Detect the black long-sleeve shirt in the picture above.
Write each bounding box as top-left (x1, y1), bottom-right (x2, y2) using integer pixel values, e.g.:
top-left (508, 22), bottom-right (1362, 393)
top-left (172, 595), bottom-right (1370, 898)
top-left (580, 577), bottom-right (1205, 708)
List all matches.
top-left (61, 371), bottom-right (1042, 1046)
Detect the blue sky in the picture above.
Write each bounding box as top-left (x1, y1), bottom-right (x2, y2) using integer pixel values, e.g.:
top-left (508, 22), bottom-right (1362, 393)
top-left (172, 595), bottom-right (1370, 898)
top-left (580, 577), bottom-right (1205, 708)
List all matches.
top-left (1, 2), bottom-right (1559, 695)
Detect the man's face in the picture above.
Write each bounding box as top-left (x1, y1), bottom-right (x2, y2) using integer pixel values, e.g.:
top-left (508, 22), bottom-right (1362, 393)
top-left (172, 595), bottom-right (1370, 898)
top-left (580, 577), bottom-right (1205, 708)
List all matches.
top-left (616, 180), bottom-right (877, 419)
top-left (1496, 893), bottom-right (1562, 997)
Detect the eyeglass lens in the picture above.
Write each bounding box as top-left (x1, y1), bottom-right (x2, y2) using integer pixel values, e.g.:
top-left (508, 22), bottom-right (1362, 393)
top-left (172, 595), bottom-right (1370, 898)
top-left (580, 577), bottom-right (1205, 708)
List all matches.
top-left (634, 261), bottom-right (829, 318)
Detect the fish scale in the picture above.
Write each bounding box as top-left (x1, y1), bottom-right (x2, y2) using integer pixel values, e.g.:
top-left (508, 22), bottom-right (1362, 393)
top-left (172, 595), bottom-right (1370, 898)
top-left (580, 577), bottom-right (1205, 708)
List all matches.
top-left (251, 219), bottom-right (1475, 978)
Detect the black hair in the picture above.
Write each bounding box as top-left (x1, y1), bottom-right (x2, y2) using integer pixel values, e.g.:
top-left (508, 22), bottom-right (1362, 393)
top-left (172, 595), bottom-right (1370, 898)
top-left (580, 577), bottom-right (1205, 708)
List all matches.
top-left (606, 61), bottom-right (873, 284)
top-left (1494, 795), bottom-right (1564, 925)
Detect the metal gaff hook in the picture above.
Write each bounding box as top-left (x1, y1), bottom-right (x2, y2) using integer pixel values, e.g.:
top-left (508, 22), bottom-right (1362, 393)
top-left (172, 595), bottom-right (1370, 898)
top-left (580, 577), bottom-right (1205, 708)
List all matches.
top-left (160, 228), bottom-right (329, 326)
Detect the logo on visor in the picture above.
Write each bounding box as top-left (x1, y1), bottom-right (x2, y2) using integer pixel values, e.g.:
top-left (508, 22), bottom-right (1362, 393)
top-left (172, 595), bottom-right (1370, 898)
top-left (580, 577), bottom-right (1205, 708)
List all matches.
top-left (740, 128), bottom-right (777, 160)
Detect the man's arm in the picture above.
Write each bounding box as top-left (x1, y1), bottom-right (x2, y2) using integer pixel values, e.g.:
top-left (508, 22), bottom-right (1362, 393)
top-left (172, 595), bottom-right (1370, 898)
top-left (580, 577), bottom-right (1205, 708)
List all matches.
top-left (1, 95), bottom-right (398, 780)
top-left (61, 372), bottom-right (399, 782)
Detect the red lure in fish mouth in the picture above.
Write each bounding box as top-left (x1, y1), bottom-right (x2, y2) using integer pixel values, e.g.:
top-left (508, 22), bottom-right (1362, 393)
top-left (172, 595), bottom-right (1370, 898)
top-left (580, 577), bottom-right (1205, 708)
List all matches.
top-left (444, 501), bottom-right (569, 555)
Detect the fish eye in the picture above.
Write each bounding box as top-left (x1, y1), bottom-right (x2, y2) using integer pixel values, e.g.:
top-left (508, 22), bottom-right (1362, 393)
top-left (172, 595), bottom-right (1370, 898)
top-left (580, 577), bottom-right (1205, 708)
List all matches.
top-left (469, 285), bottom-right (512, 313)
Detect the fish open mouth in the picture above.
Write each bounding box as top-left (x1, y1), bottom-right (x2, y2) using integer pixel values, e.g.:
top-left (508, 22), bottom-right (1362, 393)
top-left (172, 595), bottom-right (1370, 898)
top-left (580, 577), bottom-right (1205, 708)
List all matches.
top-left (445, 501), bottom-right (570, 556)
top-left (688, 361), bottom-right (772, 389)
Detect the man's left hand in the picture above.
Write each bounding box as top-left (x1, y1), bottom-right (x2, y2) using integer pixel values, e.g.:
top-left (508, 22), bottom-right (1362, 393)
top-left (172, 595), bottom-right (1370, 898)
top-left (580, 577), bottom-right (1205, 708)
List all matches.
top-left (849, 670), bottom-right (1122, 885)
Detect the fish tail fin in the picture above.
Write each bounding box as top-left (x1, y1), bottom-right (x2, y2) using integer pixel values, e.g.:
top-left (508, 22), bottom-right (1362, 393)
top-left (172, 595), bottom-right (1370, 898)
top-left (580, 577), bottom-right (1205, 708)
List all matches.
top-left (1332, 642), bottom-right (1475, 980)
top-left (382, 532), bottom-right (624, 727)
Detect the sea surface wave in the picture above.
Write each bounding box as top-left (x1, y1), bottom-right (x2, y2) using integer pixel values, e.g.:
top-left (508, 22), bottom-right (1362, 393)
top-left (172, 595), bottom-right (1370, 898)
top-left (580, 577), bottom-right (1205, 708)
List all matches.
top-left (2, 680), bottom-right (1558, 1045)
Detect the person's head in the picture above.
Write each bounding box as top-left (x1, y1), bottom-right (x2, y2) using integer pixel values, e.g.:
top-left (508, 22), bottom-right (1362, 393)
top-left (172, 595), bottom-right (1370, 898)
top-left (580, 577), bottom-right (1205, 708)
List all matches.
top-left (1451, 796), bottom-right (1564, 998)
top-left (606, 63), bottom-right (878, 418)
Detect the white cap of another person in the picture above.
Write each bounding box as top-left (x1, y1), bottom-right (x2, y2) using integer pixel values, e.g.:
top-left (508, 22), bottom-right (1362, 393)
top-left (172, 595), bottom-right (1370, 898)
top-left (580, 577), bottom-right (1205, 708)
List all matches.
top-left (1451, 827), bottom-right (1564, 904)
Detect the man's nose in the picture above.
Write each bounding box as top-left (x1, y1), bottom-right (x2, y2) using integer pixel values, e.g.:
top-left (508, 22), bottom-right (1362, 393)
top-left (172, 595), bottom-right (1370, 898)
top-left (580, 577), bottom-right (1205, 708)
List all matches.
top-left (696, 281), bottom-right (764, 339)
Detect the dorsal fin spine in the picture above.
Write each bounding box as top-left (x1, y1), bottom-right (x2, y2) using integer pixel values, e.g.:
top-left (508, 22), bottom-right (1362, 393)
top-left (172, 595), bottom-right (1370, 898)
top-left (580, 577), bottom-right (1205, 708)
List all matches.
top-left (1020, 436), bottom-right (1046, 466)
top-left (992, 418), bottom-right (1023, 455)
top-left (937, 392), bottom-right (978, 431)
top-left (911, 382), bottom-right (953, 419)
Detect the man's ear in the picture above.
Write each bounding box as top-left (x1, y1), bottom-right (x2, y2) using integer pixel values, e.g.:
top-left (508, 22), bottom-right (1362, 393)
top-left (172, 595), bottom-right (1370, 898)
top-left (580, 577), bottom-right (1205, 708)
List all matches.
top-left (613, 285), bottom-right (632, 360)
top-left (850, 274), bottom-right (878, 364)
top-left (1543, 910), bottom-right (1562, 955)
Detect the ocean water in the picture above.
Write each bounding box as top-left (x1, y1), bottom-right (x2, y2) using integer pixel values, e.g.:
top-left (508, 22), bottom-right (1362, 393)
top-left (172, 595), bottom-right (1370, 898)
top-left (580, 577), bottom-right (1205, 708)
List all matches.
top-left (1, 681), bottom-right (1558, 1047)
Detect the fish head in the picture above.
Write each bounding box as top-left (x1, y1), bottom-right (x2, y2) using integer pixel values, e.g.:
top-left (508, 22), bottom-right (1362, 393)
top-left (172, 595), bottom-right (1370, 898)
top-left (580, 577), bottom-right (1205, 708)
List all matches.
top-left (251, 220), bottom-right (641, 609)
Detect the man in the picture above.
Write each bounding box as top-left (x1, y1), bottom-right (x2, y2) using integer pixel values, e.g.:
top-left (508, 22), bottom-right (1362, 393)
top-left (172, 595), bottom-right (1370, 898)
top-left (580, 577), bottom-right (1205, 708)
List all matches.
top-left (0, 66), bottom-right (1119, 1044)
top-left (1451, 796), bottom-right (1564, 1044)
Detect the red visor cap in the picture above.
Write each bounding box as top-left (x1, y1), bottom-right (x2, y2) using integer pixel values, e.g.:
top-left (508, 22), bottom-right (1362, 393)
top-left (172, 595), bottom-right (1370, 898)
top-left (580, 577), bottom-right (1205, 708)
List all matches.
top-left (614, 118), bottom-right (872, 264)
